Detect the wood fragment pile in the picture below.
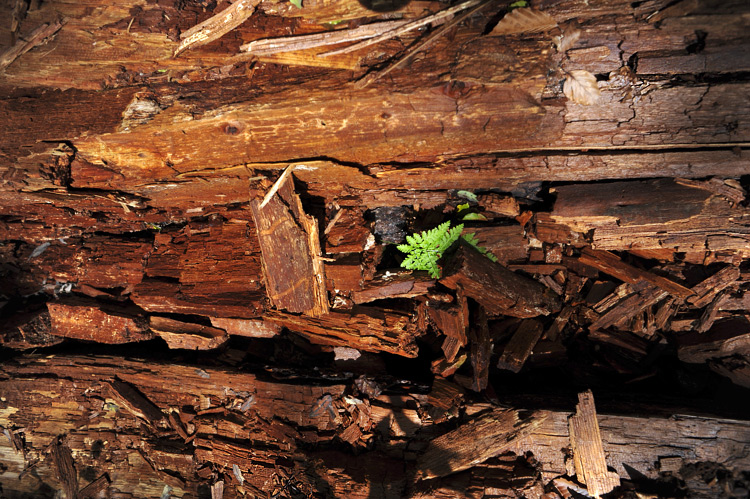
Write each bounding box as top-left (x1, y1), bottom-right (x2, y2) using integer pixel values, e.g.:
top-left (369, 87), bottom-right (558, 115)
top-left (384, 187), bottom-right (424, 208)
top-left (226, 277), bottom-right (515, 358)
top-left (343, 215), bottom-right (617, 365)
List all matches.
top-left (1, 0), bottom-right (750, 496)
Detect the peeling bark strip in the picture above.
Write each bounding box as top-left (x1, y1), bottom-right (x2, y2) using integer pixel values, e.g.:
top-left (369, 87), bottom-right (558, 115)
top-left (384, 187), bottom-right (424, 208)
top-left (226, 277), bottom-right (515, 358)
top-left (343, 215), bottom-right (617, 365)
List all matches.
top-left (250, 174), bottom-right (328, 316)
top-left (416, 408), bottom-right (547, 479)
top-left (568, 391), bottom-right (620, 497)
top-left (174, 0), bottom-right (259, 56)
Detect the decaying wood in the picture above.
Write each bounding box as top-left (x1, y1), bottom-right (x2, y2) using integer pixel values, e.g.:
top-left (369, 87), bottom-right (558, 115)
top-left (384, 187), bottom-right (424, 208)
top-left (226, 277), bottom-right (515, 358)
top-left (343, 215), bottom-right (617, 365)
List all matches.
top-left (264, 306), bottom-right (420, 357)
top-left (174, 0), bottom-right (259, 56)
top-left (496, 319), bottom-right (544, 373)
top-left (440, 240), bottom-right (561, 318)
top-left (319, 0), bottom-right (482, 57)
top-left (250, 175), bottom-right (328, 317)
top-left (3, 0), bottom-right (750, 495)
top-left (416, 408), bottom-right (546, 480)
top-left (0, 17), bottom-right (64, 71)
top-left (568, 390), bottom-right (621, 497)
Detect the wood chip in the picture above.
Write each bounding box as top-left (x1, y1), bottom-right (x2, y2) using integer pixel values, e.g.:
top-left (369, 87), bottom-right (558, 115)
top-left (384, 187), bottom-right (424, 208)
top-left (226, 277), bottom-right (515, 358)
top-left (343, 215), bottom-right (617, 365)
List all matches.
top-left (568, 390), bottom-right (620, 497)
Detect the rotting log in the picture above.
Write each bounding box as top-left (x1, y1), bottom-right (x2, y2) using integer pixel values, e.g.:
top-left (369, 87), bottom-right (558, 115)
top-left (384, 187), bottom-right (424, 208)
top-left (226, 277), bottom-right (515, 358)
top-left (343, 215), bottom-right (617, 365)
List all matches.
top-left (2, 0), bottom-right (750, 496)
top-left (1, 354), bottom-right (750, 498)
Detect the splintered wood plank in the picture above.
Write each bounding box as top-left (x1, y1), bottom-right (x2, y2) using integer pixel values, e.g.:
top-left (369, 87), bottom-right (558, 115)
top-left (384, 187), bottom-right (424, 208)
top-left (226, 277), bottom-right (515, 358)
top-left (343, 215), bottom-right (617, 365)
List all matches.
top-left (47, 298), bottom-right (153, 344)
top-left (265, 306), bottom-right (419, 357)
top-left (250, 173), bottom-right (328, 317)
top-left (416, 408), bottom-right (547, 479)
top-left (440, 240), bottom-right (561, 318)
top-left (496, 319), bottom-right (544, 373)
top-left (578, 248), bottom-right (693, 298)
top-left (568, 391), bottom-right (620, 497)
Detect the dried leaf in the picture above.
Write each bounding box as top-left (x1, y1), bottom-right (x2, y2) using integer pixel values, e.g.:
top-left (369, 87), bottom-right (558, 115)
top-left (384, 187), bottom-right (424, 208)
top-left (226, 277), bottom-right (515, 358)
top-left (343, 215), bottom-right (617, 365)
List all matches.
top-left (563, 70), bottom-right (601, 105)
top-left (488, 7), bottom-right (557, 36)
top-left (554, 23), bottom-right (581, 53)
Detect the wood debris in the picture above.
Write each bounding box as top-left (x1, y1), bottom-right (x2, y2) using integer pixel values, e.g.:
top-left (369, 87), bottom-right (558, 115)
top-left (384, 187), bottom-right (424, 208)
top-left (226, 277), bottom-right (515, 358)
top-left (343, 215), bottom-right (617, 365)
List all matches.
top-left (174, 0), bottom-right (259, 56)
top-left (568, 390), bottom-right (620, 497)
top-left (416, 408), bottom-right (546, 479)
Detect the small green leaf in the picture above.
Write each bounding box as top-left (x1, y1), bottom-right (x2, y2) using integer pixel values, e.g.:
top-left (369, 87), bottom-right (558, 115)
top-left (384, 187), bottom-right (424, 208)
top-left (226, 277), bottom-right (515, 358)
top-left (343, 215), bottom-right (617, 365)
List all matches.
top-left (457, 203), bottom-right (470, 213)
top-left (462, 212), bottom-right (487, 221)
top-left (289, 0), bottom-right (303, 8)
top-left (509, 0), bottom-right (528, 9)
top-left (456, 190), bottom-right (478, 202)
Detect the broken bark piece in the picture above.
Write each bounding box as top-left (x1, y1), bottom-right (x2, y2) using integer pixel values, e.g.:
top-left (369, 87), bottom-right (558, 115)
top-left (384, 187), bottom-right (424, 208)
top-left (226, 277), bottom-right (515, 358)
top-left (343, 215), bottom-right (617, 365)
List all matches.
top-left (209, 317), bottom-right (281, 338)
top-left (104, 378), bottom-right (165, 424)
top-left (427, 300), bottom-right (469, 350)
top-left (149, 316), bottom-right (229, 350)
top-left (478, 193), bottom-right (520, 217)
top-left (250, 175), bottom-right (328, 317)
top-left (174, 0), bottom-right (258, 56)
top-left (47, 298), bottom-right (152, 344)
top-left (440, 240), bottom-right (561, 318)
top-left (497, 319), bottom-right (544, 373)
top-left (578, 248), bottom-right (693, 299)
top-left (468, 306), bottom-right (491, 391)
top-left (547, 179), bottom-right (750, 255)
top-left (589, 284), bottom-right (667, 332)
top-left (324, 207), bottom-right (372, 254)
top-left (240, 19), bottom-right (408, 56)
top-left (696, 291), bottom-right (729, 333)
top-left (264, 306), bottom-right (419, 357)
top-left (132, 279), bottom-right (264, 318)
top-left (50, 436), bottom-right (78, 499)
top-left (351, 271), bottom-right (434, 304)
top-left (568, 390), bottom-right (620, 497)
top-left (687, 265), bottom-right (741, 309)
top-left (416, 408), bottom-right (547, 479)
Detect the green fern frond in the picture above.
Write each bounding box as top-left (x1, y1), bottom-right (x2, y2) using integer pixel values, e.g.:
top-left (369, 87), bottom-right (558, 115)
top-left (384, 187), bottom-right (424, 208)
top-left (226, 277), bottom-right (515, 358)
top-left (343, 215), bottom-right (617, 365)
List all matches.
top-left (397, 221), bottom-right (497, 277)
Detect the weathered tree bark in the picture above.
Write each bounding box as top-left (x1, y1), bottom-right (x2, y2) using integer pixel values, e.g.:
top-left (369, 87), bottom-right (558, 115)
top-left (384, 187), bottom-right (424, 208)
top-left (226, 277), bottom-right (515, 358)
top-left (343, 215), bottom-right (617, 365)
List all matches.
top-left (2, 0), bottom-right (750, 496)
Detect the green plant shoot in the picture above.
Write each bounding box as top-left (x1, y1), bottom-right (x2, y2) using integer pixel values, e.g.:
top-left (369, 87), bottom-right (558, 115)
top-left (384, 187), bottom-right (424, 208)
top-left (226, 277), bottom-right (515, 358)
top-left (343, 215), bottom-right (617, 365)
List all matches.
top-left (397, 221), bottom-right (497, 278)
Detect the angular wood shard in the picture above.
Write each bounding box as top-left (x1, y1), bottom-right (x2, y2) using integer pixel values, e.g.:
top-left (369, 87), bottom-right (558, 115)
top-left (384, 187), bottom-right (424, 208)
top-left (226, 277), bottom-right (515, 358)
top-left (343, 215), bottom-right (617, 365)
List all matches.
top-left (568, 390), bottom-right (620, 497)
top-left (250, 175), bottom-right (329, 317)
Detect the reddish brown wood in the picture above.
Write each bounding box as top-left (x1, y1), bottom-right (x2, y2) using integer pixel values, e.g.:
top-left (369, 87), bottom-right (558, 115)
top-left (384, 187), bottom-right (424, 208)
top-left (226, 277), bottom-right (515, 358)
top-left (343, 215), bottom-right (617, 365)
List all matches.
top-left (440, 240), bottom-right (561, 318)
